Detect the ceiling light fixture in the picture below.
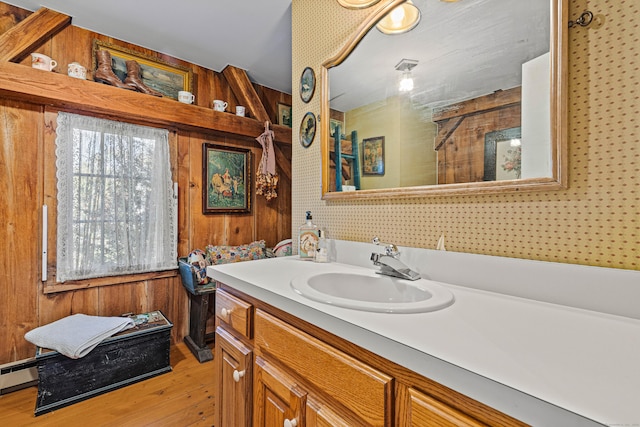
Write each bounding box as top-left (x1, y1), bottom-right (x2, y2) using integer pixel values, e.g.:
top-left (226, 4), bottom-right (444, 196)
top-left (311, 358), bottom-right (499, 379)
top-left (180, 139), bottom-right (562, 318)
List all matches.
top-left (376, 0), bottom-right (421, 35)
top-left (337, 0), bottom-right (382, 9)
top-left (395, 59), bottom-right (418, 92)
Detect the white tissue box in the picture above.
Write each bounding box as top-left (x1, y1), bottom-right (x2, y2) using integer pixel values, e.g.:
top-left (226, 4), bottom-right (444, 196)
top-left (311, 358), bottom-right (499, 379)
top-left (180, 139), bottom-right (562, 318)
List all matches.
top-left (34, 311), bottom-right (172, 416)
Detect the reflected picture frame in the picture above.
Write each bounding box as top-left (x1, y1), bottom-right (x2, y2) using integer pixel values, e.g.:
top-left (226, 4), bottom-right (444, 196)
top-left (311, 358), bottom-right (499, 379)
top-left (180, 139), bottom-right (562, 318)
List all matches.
top-left (202, 143), bottom-right (251, 214)
top-left (277, 102), bottom-right (292, 128)
top-left (483, 127), bottom-right (522, 181)
top-left (330, 118), bottom-right (344, 138)
top-left (93, 39), bottom-right (193, 100)
top-left (362, 136), bottom-right (385, 175)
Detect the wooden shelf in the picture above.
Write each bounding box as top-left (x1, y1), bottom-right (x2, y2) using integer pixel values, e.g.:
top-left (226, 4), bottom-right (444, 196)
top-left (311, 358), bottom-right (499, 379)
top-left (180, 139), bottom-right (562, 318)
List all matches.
top-left (0, 61), bottom-right (292, 145)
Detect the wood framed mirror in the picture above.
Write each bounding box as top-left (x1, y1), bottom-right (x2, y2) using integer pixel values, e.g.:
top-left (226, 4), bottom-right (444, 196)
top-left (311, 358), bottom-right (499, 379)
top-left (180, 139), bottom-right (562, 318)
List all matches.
top-left (321, 0), bottom-right (567, 199)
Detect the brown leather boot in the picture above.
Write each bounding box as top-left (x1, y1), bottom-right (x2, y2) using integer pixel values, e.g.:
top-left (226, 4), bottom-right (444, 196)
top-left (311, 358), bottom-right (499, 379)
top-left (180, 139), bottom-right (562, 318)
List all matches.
top-left (94, 50), bottom-right (135, 90)
top-left (123, 60), bottom-right (163, 97)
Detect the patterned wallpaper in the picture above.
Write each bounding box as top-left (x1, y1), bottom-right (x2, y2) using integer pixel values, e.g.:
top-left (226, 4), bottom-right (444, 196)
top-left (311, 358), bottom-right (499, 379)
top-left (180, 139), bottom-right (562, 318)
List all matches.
top-left (291, 0), bottom-right (639, 271)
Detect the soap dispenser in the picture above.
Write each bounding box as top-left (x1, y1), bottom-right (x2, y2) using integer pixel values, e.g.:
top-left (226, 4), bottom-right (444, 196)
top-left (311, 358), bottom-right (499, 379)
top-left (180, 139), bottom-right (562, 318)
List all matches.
top-left (314, 228), bottom-right (329, 263)
top-left (298, 211), bottom-right (319, 260)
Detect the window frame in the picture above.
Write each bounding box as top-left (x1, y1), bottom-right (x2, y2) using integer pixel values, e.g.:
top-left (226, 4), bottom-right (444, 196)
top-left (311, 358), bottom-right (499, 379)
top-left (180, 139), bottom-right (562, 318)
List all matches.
top-left (42, 109), bottom-right (179, 293)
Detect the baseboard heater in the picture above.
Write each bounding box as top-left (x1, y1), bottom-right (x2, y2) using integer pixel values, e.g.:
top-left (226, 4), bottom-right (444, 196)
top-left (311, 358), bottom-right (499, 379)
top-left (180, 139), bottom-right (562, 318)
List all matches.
top-left (0, 358), bottom-right (38, 395)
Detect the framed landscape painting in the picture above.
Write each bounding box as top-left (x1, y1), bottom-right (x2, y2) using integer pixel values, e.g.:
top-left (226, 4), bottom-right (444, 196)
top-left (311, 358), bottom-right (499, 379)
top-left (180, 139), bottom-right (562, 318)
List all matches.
top-left (202, 144), bottom-right (251, 214)
top-left (93, 39), bottom-right (193, 100)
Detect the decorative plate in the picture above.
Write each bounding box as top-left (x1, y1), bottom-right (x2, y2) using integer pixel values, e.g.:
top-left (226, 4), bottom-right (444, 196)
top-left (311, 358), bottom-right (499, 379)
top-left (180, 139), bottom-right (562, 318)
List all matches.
top-left (299, 112), bottom-right (316, 148)
top-left (299, 67), bottom-right (315, 103)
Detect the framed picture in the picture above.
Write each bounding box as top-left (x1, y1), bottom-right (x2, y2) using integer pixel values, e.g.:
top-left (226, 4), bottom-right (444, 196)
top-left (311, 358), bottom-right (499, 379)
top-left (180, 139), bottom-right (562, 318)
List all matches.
top-left (483, 127), bottom-right (522, 181)
top-left (93, 39), bottom-right (193, 100)
top-left (202, 144), bottom-right (251, 214)
top-left (277, 102), bottom-right (292, 128)
top-left (330, 119), bottom-right (344, 138)
top-left (299, 112), bottom-right (316, 148)
top-left (362, 136), bottom-right (385, 175)
top-left (300, 67), bottom-right (315, 103)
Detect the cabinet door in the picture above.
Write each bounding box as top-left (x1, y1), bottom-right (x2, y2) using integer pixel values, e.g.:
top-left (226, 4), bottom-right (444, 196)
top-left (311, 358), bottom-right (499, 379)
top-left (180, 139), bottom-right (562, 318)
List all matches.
top-left (255, 309), bottom-right (392, 426)
top-left (254, 356), bottom-right (306, 427)
top-left (214, 327), bottom-right (253, 427)
top-left (405, 387), bottom-right (488, 427)
top-left (306, 396), bottom-right (357, 427)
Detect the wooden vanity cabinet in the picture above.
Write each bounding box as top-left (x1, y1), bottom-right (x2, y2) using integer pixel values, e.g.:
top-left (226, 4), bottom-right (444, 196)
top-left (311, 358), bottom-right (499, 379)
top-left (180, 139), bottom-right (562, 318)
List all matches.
top-left (397, 384), bottom-right (489, 427)
top-left (254, 309), bottom-right (393, 426)
top-left (306, 396), bottom-right (358, 427)
top-left (214, 289), bottom-right (255, 427)
top-left (214, 327), bottom-right (253, 427)
top-left (253, 355), bottom-right (306, 427)
top-left (213, 285), bottom-right (526, 427)
top-left (215, 288), bottom-right (253, 338)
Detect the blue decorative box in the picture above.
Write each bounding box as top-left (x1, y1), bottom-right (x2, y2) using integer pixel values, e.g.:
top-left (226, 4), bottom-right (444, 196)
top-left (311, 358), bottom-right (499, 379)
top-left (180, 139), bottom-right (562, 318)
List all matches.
top-left (178, 257), bottom-right (216, 295)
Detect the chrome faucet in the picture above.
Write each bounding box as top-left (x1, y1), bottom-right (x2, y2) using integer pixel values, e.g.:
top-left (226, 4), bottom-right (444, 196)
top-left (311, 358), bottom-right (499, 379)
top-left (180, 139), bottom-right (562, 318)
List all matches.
top-left (370, 237), bottom-right (421, 281)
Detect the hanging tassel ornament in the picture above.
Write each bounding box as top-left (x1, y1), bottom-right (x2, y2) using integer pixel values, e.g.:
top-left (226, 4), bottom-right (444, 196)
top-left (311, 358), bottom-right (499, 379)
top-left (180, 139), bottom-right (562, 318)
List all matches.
top-left (255, 121), bottom-right (279, 200)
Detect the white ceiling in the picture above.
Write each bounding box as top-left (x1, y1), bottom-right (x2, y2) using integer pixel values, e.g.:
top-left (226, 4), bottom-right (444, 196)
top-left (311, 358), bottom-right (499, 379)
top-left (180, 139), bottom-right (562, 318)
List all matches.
top-left (4, 0), bottom-right (550, 110)
top-left (330, 0), bottom-right (550, 112)
top-left (3, 0), bottom-right (294, 94)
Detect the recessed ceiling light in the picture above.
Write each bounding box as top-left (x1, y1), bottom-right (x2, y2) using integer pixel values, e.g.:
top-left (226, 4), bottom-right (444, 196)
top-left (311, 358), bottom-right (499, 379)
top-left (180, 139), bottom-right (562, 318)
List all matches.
top-left (376, 1), bottom-right (421, 35)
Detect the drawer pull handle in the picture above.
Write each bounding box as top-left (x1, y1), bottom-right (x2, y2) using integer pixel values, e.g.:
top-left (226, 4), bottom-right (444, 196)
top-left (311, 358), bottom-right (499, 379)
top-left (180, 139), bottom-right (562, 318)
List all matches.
top-left (284, 418), bottom-right (298, 427)
top-left (221, 308), bottom-right (233, 319)
top-left (233, 369), bottom-right (245, 382)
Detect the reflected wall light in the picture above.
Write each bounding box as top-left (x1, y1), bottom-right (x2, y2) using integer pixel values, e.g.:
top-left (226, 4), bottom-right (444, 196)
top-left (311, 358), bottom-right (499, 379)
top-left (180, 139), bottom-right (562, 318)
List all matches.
top-left (395, 58), bottom-right (418, 92)
top-left (337, 0), bottom-right (382, 9)
top-left (376, 0), bottom-right (421, 35)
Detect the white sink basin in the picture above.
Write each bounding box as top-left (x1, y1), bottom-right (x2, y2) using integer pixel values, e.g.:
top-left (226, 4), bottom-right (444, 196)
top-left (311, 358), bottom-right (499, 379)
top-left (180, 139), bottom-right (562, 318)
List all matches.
top-left (290, 269), bottom-right (454, 313)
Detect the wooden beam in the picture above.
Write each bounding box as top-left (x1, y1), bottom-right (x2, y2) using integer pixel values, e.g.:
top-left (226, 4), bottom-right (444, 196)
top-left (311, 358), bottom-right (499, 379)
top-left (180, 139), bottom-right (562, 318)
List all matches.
top-left (0, 8), bottom-right (71, 62)
top-left (432, 87), bottom-right (522, 122)
top-left (222, 65), bottom-right (270, 123)
top-left (274, 144), bottom-right (291, 180)
top-left (0, 61), bottom-right (292, 145)
top-left (434, 116), bottom-right (464, 151)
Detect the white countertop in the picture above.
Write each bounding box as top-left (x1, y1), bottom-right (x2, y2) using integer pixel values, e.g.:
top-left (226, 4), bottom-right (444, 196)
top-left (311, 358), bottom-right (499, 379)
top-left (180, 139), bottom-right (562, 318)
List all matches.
top-left (208, 253), bottom-right (640, 427)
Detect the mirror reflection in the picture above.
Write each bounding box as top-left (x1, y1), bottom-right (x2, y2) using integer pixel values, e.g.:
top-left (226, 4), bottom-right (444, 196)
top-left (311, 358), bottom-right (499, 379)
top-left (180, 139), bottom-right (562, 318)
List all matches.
top-left (324, 0), bottom-right (561, 196)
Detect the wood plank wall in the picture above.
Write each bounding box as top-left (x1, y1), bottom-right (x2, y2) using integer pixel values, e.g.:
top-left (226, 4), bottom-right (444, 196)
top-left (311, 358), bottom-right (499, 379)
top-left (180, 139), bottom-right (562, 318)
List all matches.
top-left (433, 88), bottom-right (521, 185)
top-left (0, 2), bottom-right (292, 363)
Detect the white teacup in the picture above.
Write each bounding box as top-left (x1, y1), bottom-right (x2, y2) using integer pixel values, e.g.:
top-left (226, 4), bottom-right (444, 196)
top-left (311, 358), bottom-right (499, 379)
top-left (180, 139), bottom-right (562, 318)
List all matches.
top-left (213, 100), bottom-right (228, 112)
top-left (236, 106), bottom-right (246, 117)
top-left (31, 53), bottom-right (57, 71)
top-left (67, 62), bottom-right (86, 79)
top-left (178, 91), bottom-right (195, 104)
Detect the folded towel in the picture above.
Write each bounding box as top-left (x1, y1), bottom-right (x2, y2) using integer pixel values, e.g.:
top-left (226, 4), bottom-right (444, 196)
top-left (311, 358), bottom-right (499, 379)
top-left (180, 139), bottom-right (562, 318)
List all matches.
top-left (25, 314), bottom-right (135, 359)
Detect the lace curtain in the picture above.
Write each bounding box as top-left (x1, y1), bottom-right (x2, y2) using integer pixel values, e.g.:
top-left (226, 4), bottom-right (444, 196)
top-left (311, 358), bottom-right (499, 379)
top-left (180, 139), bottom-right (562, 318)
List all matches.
top-left (55, 112), bottom-right (177, 282)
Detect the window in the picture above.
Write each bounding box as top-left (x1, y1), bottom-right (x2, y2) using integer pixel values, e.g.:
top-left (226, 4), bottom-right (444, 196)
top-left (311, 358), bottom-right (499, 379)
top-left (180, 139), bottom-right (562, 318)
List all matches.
top-left (55, 112), bottom-right (177, 282)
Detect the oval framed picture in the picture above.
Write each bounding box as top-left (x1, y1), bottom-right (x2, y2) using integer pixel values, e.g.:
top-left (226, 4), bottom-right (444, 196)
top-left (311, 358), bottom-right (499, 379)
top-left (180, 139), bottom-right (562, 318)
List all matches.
top-left (299, 112), bottom-right (316, 148)
top-left (299, 67), bottom-right (315, 103)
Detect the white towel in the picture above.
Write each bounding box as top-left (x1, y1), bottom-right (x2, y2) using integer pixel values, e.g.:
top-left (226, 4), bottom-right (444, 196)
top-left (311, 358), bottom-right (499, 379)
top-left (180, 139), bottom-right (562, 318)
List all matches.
top-left (25, 314), bottom-right (135, 359)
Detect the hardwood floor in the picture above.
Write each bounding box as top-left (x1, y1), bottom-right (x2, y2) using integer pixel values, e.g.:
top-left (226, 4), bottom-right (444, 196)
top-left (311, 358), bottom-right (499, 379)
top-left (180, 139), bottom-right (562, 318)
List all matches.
top-left (0, 342), bottom-right (215, 426)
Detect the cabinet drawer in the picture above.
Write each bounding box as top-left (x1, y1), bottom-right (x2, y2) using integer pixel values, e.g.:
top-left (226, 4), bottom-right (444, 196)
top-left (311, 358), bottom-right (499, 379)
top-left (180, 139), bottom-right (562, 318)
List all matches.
top-left (215, 289), bottom-right (252, 338)
top-left (255, 309), bottom-right (392, 427)
top-left (406, 387), bottom-right (488, 427)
